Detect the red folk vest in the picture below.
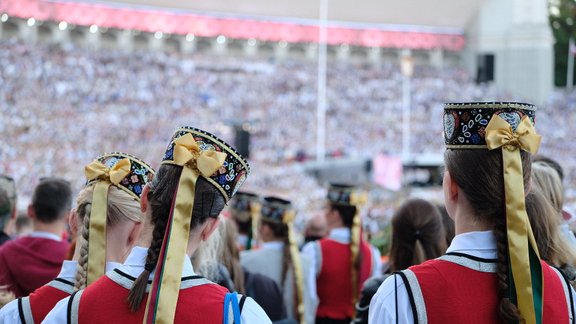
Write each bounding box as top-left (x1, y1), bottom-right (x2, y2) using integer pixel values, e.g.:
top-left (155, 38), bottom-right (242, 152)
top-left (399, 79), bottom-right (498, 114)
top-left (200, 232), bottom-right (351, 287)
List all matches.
top-left (70, 270), bottom-right (229, 323)
top-left (19, 278), bottom-right (74, 324)
top-left (405, 255), bottom-right (570, 323)
top-left (316, 238), bottom-right (373, 319)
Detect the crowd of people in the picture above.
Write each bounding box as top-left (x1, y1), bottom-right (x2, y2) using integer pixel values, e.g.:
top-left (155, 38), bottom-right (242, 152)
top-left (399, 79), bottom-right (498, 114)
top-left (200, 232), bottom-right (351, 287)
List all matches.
top-left (1, 37), bottom-right (576, 323)
top-left (0, 39), bottom-right (506, 210)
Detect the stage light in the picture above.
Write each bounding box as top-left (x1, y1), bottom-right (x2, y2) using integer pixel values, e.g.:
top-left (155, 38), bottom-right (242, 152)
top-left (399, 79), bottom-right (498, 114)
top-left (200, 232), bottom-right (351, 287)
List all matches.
top-left (58, 21), bottom-right (68, 30)
top-left (247, 38), bottom-right (257, 47)
top-left (27, 18), bottom-right (35, 27)
top-left (89, 25), bottom-right (98, 33)
top-left (0, 14), bottom-right (8, 23)
top-left (216, 35), bottom-right (226, 44)
top-left (186, 33), bottom-right (195, 42)
top-left (154, 31), bottom-right (163, 39)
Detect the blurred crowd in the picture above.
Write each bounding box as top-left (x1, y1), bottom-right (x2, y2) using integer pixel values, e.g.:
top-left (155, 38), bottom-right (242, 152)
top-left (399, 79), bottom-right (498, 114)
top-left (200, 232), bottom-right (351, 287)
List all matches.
top-left (1, 38), bottom-right (576, 215)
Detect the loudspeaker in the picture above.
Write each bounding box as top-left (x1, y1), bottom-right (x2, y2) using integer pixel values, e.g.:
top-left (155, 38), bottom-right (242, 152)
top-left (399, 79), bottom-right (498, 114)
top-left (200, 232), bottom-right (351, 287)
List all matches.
top-left (476, 54), bottom-right (495, 84)
top-left (234, 127), bottom-right (251, 159)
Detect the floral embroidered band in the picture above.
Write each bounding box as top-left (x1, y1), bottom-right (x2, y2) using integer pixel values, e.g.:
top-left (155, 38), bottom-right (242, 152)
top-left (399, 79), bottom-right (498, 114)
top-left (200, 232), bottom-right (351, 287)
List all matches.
top-left (443, 102), bottom-right (536, 148)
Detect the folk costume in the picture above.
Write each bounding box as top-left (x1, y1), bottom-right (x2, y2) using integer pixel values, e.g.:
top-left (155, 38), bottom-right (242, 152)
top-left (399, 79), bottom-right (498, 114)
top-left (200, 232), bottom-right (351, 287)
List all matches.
top-left (0, 152), bottom-right (154, 324)
top-left (241, 197), bottom-right (318, 324)
top-left (302, 184), bottom-right (382, 323)
top-left (43, 127), bottom-right (270, 323)
top-left (369, 102), bottom-right (576, 323)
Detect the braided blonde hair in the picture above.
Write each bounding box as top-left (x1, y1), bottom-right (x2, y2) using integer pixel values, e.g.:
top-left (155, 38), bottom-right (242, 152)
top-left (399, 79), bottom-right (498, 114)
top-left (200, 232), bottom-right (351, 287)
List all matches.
top-left (74, 185), bottom-right (143, 290)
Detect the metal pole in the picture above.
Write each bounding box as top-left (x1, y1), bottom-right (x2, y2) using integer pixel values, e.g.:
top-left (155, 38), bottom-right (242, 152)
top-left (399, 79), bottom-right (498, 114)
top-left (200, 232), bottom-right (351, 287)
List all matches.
top-left (316, 0), bottom-right (328, 162)
top-left (402, 75), bottom-right (411, 160)
top-left (568, 37), bottom-right (574, 88)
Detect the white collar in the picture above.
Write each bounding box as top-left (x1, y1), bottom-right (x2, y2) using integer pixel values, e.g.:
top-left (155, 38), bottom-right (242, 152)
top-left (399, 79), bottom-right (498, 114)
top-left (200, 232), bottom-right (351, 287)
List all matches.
top-left (121, 246), bottom-right (196, 278)
top-left (328, 227), bottom-right (350, 243)
top-left (56, 260), bottom-right (122, 281)
top-left (29, 231), bottom-right (62, 242)
top-left (260, 241), bottom-right (284, 250)
top-left (446, 231), bottom-right (497, 259)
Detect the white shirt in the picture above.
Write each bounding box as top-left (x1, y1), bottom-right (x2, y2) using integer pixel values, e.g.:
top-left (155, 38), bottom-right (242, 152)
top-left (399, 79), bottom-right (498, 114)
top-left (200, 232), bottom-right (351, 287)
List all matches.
top-left (28, 231), bottom-right (63, 242)
top-left (0, 261), bottom-right (121, 324)
top-left (368, 231), bottom-right (576, 324)
top-left (43, 247), bottom-right (271, 324)
top-left (301, 227), bottom-right (383, 278)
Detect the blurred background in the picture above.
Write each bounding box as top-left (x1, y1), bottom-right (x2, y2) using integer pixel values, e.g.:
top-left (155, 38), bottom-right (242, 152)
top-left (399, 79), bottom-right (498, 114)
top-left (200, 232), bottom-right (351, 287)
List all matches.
top-left (0, 0), bottom-right (574, 252)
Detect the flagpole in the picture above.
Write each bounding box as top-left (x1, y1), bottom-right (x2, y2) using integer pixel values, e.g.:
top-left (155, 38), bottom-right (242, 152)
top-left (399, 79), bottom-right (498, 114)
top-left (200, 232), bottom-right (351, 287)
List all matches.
top-left (567, 37), bottom-right (574, 88)
top-left (316, 0), bottom-right (328, 162)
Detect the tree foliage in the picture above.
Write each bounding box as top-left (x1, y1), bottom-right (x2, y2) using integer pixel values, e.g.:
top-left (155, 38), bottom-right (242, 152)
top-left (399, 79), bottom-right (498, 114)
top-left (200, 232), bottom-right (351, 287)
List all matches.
top-left (549, 0), bottom-right (576, 86)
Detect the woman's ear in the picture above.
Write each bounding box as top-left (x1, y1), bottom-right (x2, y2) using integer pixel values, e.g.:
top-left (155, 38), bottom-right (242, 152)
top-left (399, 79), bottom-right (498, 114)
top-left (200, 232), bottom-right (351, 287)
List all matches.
top-left (68, 209), bottom-right (79, 237)
top-left (140, 185), bottom-right (150, 213)
top-left (201, 217), bottom-right (221, 241)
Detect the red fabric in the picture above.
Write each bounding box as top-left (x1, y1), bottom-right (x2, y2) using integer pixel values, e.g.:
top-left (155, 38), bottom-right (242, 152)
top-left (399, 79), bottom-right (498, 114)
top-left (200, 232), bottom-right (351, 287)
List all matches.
top-left (77, 276), bottom-right (229, 323)
top-left (316, 238), bottom-right (373, 319)
top-left (0, 236), bottom-right (68, 297)
top-left (410, 259), bottom-right (569, 323)
top-left (29, 284), bottom-right (71, 323)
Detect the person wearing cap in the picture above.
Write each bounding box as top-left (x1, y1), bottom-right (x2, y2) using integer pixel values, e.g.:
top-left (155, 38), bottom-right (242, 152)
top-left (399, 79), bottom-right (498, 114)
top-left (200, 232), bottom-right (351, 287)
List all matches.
top-left (0, 175), bottom-right (17, 246)
top-left (43, 127), bottom-right (270, 323)
top-left (301, 184), bottom-right (382, 324)
top-left (0, 152), bottom-right (154, 323)
top-left (229, 191), bottom-right (260, 251)
top-left (369, 102), bottom-right (576, 323)
top-left (241, 196), bottom-right (318, 324)
top-left (0, 178), bottom-right (72, 298)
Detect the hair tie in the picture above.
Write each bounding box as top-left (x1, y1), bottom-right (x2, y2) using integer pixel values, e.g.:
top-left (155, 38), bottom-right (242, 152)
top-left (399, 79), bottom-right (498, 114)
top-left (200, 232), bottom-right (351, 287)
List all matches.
top-left (144, 263), bottom-right (155, 272)
top-left (414, 230), bottom-right (421, 240)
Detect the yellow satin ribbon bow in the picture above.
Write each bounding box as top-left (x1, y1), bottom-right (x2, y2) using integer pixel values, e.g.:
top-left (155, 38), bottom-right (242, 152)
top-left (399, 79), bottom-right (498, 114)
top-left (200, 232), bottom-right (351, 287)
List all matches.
top-left (172, 133), bottom-right (227, 176)
top-left (486, 114), bottom-right (543, 324)
top-left (85, 158), bottom-right (132, 185)
top-left (83, 158), bottom-right (131, 287)
top-left (350, 192), bottom-right (367, 206)
top-left (143, 133), bottom-right (227, 324)
top-left (283, 210), bottom-right (296, 224)
top-left (486, 114), bottom-right (541, 153)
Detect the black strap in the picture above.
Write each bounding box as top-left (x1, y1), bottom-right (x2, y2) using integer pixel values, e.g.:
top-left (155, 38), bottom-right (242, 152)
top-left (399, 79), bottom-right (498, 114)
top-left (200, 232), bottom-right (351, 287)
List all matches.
top-left (53, 278), bottom-right (75, 287)
top-left (556, 266), bottom-right (576, 324)
top-left (17, 298), bottom-right (26, 324)
top-left (396, 271), bottom-right (418, 324)
top-left (239, 294), bottom-right (247, 312)
top-left (445, 252), bottom-right (497, 263)
top-left (394, 274), bottom-right (398, 324)
top-left (67, 291), bottom-right (80, 324)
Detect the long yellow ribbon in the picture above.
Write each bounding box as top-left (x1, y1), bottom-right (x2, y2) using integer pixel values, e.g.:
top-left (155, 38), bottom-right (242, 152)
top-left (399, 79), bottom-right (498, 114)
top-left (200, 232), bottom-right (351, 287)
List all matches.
top-left (284, 211), bottom-right (305, 324)
top-left (84, 158), bottom-right (131, 285)
top-left (486, 114), bottom-right (542, 324)
top-left (143, 133), bottom-right (226, 324)
top-left (249, 201), bottom-right (261, 250)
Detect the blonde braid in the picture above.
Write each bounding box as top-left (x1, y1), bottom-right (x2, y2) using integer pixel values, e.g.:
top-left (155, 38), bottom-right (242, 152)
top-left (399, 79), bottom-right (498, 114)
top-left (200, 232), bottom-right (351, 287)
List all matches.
top-left (75, 201), bottom-right (91, 291)
top-left (73, 187), bottom-right (94, 291)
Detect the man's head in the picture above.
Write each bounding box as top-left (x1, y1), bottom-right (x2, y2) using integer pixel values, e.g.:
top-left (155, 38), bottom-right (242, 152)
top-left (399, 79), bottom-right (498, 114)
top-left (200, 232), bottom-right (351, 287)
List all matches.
top-left (29, 177), bottom-right (72, 224)
top-left (0, 175), bottom-right (17, 231)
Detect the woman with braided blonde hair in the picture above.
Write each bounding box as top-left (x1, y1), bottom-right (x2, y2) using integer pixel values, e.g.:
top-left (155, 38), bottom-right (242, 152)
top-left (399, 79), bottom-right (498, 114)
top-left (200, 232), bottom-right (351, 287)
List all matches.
top-left (370, 102), bottom-right (576, 323)
top-left (44, 126), bottom-right (270, 323)
top-left (0, 153), bottom-right (154, 324)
